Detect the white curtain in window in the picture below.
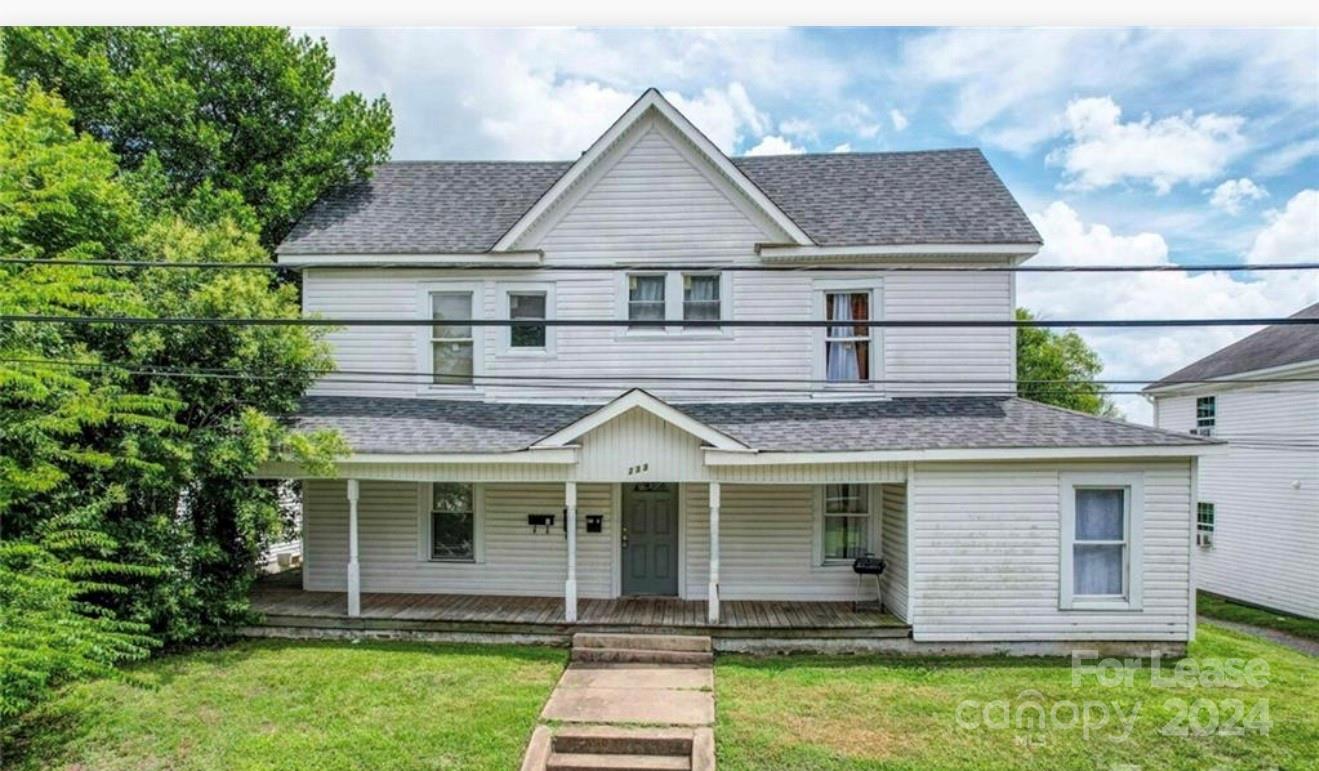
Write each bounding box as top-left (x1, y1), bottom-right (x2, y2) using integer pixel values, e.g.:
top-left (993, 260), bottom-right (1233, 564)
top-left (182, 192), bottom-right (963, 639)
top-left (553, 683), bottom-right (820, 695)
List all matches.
top-left (1074, 488), bottom-right (1125, 595)
top-left (629, 276), bottom-right (666, 321)
top-left (826, 294), bottom-right (860, 381)
top-left (1074, 544), bottom-right (1123, 594)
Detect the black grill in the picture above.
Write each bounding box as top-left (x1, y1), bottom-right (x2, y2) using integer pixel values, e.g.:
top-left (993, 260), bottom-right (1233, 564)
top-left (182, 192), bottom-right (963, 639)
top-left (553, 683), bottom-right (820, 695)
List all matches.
top-left (852, 555), bottom-right (886, 575)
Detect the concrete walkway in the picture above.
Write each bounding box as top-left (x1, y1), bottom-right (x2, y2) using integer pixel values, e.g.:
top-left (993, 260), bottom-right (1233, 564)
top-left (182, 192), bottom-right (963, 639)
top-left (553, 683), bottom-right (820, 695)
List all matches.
top-left (542, 662), bottom-right (715, 725)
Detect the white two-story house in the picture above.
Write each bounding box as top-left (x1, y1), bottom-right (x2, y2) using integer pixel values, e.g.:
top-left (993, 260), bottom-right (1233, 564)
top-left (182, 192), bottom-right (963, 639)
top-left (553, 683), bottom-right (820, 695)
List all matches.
top-left (255, 90), bottom-right (1217, 653)
top-left (1147, 302), bottom-right (1319, 620)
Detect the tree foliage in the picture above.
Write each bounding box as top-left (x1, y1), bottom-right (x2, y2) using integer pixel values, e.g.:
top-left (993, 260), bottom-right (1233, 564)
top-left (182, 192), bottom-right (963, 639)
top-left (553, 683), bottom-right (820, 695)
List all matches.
top-left (1015, 307), bottom-right (1120, 417)
top-left (2, 27), bottom-right (393, 248)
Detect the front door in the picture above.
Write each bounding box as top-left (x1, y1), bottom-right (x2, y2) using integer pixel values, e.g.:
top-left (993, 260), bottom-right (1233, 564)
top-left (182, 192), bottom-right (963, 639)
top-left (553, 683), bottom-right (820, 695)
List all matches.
top-left (622, 483), bottom-right (679, 596)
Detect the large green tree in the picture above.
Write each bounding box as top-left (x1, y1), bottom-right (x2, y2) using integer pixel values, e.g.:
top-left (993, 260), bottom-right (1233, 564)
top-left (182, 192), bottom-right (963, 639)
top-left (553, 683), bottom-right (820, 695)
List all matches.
top-left (1016, 307), bottom-right (1119, 417)
top-left (2, 27), bottom-right (393, 248)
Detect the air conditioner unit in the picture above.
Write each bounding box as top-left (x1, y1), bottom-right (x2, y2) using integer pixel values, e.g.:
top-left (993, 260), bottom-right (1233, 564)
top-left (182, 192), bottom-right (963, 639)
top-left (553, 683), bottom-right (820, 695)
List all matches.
top-left (1191, 426), bottom-right (1214, 437)
top-left (1196, 531), bottom-right (1213, 548)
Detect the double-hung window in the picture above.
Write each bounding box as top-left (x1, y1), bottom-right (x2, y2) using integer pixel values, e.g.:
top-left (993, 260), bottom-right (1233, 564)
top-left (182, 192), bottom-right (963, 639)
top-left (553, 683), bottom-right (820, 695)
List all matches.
top-left (682, 274), bottom-right (721, 327)
top-left (430, 291), bottom-right (474, 385)
top-left (1196, 502), bottom-right (1215, 547)
top-left (825, 291), bottom-right (871, 382)
top-left (821, 484), bottom-right (870, 563)
top-left (1195, 396), bottom-right (1216, 435)
top-left (628, 274), bottom-right (666, 327)
top-left (1060, 473), bottom-right (1143, 610)
top-left (508, 291), bottom-right (547, 349)
top-left (429, 483), bottom-right (476, 561)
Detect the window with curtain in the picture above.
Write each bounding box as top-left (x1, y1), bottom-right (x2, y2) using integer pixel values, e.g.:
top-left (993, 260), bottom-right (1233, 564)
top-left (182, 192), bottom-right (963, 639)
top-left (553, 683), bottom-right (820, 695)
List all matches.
top-left (430, 292), bottom-right (473, 385)
top-left (430, 483), bottom-right (475, 561)
top-left (508, 291), bottom-right (547, 348)
top-left (822, 484), bottom-right (869, 562)
top-left (825, 292), bottom-right (871, 382)
top-left (683, 274), bottom-right (721, 326)
top-left (628, 274), bottom-right (666, 327)
top-left (1071, 487), bottom-right (1128, 597)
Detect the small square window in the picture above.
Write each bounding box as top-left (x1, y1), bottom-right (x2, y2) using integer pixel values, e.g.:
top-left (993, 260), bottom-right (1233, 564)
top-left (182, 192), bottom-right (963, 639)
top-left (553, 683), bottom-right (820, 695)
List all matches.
top-left (628, 275), bottom-right (666, 327)
top-left (683, 274), bottom-right (721, 326)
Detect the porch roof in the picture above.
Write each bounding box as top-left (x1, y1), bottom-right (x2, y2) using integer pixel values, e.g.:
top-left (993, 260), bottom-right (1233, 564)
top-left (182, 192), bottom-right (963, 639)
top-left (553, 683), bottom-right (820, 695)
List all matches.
top-left (288, 394), bottom-right (1215, 455)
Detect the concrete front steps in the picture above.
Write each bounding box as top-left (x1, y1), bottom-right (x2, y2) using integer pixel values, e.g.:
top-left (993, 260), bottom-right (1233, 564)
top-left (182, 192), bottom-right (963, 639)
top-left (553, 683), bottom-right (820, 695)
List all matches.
top-left (570, 633), bottom-right (714, 665)
top-left (523, 725), bottom-right (714, 771)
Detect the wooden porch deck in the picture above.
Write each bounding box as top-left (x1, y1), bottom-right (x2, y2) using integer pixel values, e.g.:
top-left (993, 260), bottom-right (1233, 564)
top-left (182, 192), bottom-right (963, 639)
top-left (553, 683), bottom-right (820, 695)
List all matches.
top-left (249, 575), bottom-right (909, 640)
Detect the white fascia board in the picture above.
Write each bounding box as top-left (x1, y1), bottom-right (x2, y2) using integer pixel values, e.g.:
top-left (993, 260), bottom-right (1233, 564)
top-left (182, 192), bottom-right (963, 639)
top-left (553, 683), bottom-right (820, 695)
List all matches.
top-left (276, 252), bottom-right (544, 267)
top-left (340, 448), bottom-right (579, 465)
top-left (491, 89), bottom-right (814, 251)
top-left (532, 388), bottom-right (749, 450)
top-left (1143, 358), bottom-right (1319, 397)
top-left (754, 243), bottom-right (1041, 261)
top-left (704, 444), bottom-right (1225, 466)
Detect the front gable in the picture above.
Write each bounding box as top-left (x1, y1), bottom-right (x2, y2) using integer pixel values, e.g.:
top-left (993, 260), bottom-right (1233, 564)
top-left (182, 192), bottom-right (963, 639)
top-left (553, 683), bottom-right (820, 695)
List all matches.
top-left (493, 89), bottom-right (813, 253)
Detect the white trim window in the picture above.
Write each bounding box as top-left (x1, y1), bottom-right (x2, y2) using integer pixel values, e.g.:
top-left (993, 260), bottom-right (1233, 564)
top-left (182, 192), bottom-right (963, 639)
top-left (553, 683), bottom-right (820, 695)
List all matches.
top-left (421, 482), bottom-right (484, 562)
top-left (1060, 473), bottom-right (1144, 610)
top-left (509, 291), bottom-right (547, 349)
top-left (627, 274), bottom-right (666, 327)
top-left (430, 290), bottom-right (475, 385)
top-left (682, 273), bottom-right (721, 327)
top-left (819, 484), bottom-right (872, 564)
top-left (1196, 501), bottom-right (1215, 548)
top-left (1195, 396), bottom-right (1216, 435)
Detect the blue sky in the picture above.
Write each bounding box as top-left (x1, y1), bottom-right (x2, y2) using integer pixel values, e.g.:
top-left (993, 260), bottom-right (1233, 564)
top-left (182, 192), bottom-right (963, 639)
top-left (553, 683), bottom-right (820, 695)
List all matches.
top-left (312, 27), bottom-right (1318, 421)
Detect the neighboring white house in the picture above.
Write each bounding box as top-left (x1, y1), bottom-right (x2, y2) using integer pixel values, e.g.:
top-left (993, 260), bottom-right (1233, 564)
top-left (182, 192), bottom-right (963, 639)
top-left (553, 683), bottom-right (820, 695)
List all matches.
top-left (1147, 302), bottom-right (1319, 620)
top-left (257, 90), bottom-right (1218, 652)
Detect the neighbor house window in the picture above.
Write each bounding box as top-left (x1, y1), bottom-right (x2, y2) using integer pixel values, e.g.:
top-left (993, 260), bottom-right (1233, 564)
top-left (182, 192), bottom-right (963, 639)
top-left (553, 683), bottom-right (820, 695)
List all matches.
top-left (825, 292), bottom-right (871, 381)
top-left (508, 291), bottom-right (547, 349)
top-left (430, 483), bottom-right (475, 561)
top-left (628, 274), bottom-right (666, 327)
top-left (1060, 473), bottom-right (1144, 610)
top-left (430, 292), bottom-right (474, 385)
top-left (1195, 396), bottom-right (1216, 434)
top-left (1197, 502), bottom-right (1215, 548)
top-left (683, 274), bottom-right (721, 326)
top-left (822, 484), bottom-right (870, 563)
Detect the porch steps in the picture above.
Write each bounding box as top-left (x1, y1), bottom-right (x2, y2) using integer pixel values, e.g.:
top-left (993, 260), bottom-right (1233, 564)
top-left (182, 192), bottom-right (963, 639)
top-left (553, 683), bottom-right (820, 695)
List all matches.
top-left (570, 633), bottom-right (713, 665)
top-left (524, 726), bottom-right (714, 771)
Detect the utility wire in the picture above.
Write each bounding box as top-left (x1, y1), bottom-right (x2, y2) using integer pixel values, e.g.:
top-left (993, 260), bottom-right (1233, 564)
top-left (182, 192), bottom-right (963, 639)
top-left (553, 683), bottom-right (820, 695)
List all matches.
top-left (4, 258), bottom-right (1319, 273)
top-left (3, 315), bottom-right (1316, 329)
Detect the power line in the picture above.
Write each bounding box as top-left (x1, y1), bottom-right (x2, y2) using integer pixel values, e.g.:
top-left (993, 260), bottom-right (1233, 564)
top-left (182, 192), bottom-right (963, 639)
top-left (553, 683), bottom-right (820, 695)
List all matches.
top-left (3, 257), bottom-right (1319, 273)
top-left (3, 315), bottom-right (1316, 329)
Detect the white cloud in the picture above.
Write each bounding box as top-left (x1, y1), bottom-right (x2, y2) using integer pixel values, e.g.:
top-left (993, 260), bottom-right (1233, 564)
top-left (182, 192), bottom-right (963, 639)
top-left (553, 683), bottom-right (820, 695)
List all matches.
top-left (778, 118), bottom-right (817, 141)
top-left (889, 109), bottom-right (909, 131)
top-left (1254, 137), bottom-right (1319, 178)
top-left (744, 135), bottom-right (806, 157)
top-left (1049, 97), bottom-right (1248, 194)
top-left (831, 143), bottom-right (853, 154)
top-left (1019, 201), bottom-right (1316, 422)
top-left (1209, 178), bottom-right (1268, 215)
top-left (1247, 189), bottom-right (1319, 263)
top-left (666, 83), bottom-right (768, 154)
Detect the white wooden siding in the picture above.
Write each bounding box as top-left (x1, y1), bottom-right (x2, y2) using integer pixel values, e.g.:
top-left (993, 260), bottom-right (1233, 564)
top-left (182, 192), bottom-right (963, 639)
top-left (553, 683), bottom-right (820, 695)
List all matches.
top-left (1156, 380), bottom-right (1319, 618)
top-left (303, 480), bottom-right (614, 598)
top-left (881, 483), bottom-right (910, 621)
top-left (299, 119), bottom-right (1015, 403)
top-left (908, 460), bottom-right (1194, 641)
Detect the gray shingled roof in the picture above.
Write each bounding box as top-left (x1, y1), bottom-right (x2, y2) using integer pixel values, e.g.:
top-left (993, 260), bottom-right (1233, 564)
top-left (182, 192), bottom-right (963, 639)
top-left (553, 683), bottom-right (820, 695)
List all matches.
top-left (278, 150), bottom-right (1040, 255)
top-left (291, 395), bottom-right (1211, 455)
top-left (1147, 302), bottom-right (1319, 389)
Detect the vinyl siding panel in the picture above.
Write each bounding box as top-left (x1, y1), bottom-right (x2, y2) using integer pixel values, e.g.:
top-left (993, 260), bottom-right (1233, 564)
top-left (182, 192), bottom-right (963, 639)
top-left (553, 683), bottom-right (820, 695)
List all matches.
top-left (1156, 382), bottom-right (1319, 618)
top-left (881, 483), bottom-right (910, 622)
top-left (909, 460), bottom-right (1194, 641)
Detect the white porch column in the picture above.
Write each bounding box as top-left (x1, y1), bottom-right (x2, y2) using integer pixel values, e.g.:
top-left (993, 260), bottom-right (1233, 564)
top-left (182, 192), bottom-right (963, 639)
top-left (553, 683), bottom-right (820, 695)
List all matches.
top-left (346, 479), bottom-right (361, 617)
top-left (708, 481), bottom-right (721, 624)
top-left (564, 481), bottom-right (578, 623)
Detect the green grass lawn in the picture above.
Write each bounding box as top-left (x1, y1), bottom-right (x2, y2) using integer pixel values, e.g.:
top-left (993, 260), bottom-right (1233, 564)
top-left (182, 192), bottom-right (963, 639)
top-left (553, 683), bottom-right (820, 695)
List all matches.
top-left (716, 624), bottom-right (1319, 770)
top-left (2, 639), bottom-right (566, 771)
top-left (1199, 591), bottom-right (1319, 642)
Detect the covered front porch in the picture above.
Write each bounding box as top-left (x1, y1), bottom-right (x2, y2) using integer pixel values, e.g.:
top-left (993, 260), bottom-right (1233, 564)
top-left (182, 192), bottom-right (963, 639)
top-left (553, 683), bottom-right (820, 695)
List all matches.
top-left (248, 571), bottom-right (910, 639)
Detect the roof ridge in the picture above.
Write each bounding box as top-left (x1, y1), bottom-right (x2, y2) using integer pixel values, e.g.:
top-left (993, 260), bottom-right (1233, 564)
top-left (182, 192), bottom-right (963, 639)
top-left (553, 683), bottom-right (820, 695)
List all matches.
top-left (731, 147), bottom-right (984, 160)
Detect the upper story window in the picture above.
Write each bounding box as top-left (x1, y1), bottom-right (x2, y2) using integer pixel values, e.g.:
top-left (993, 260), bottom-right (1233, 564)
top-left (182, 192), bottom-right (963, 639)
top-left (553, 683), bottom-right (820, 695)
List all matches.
top-left (1060, 472), bottom-right (1144, 611)
top-left (430, 291), bottom-right (474, 385)
top-left (509, 291), bottom-right (547, 349)
top-left (628, 274), bottom-right (666, 327)
top-left (683, 274), bottom-right (721, 326)
top-left (825, 291), bottom-right (871, 381)
top-left (1195, 396), bottom-right (1216, 435)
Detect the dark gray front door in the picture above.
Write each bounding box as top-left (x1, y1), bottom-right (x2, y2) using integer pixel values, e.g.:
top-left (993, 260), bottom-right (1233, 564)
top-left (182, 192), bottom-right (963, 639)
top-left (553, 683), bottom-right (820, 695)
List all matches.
top-left (622, 483), bottom-right (679, 596)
